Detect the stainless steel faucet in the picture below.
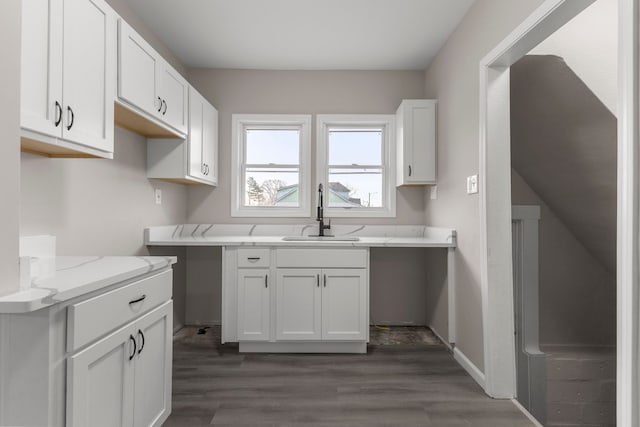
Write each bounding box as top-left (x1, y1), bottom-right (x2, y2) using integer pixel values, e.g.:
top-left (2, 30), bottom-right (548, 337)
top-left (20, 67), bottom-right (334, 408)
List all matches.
top-left (316, 183), bottom-right (331, 236)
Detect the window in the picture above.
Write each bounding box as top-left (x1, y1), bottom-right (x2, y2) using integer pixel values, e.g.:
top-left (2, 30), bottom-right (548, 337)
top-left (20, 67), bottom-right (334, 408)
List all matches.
top-left (231, 114), bottom-right (311, 217)
top-left (316, 115), bottom-right (396, 217)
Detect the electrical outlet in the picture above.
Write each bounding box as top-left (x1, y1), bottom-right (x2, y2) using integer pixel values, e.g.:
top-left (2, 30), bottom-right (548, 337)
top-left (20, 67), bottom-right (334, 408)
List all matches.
top-left (430, 185), bottom-right (438, 200)
top-left (154, 188), bottom-right (162, 205)
top-left (466, 175), bottom-right (478, 194)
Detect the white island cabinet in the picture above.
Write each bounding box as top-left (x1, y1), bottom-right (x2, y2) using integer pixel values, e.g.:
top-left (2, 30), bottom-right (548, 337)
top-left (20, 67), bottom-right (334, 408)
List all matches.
top-left (0, 257), bottom-right (175, 427)
top-left (228, 247), bottom-right (369, 353)
top-left (21, 0), bottom-right (116, 158)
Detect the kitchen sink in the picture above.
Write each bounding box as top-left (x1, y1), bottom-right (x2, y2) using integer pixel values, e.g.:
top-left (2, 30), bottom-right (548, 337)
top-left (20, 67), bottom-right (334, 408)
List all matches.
top-left (282, 235), bottom-right (360, 242)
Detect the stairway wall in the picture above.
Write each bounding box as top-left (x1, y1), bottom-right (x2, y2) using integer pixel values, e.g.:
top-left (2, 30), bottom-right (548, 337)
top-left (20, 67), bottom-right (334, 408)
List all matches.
top-left (512, 170), bottom-right (615, 346)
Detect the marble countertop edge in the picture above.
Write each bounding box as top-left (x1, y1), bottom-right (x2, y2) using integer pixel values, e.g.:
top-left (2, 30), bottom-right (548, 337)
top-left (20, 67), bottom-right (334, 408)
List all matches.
top-left (0, 256), bottom-right (177, 314)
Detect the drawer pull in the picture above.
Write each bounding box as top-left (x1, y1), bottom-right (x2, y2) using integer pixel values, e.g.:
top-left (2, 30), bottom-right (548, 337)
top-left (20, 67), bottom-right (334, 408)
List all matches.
top-left (128, 334), bottom-right (137, 361)
top-left (247, 257), bottom-right (261, 261)
top-left (129, 294), bottom-right (147, 305)
top-left (137, 329), bottom-right (145, 355)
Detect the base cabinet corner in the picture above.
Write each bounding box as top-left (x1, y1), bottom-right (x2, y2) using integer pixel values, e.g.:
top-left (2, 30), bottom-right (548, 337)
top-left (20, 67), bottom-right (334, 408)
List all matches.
top-left (67, 301), bottom-right (172, 427)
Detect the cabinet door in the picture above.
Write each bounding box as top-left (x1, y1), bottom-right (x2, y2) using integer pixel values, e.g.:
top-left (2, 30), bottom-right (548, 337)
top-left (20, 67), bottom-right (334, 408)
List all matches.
top-left (133, 301), bottom-right (173, 427)
top-left (21, 0), bottom-right (63, 137)
top-left (158, 61), bottom-right (188, 134)
top-left (67, 323), bottom-right (135, 427)
top-left (276, 269), bottom-right (322, 340)
top-left (403, 100), bottom-right (436, 184)
top-left (321, 269), bottom-right (368, 341)
top-left (118, 20), bottom-right (160, 118)
top-left (187, 88), bottom-right (205, 179)
top-left (62, 0), bottom-right (115, 152)
top-left (237, 269), bottom-right (271, 341)
top-left (201, 101), bottom-right (218, 184)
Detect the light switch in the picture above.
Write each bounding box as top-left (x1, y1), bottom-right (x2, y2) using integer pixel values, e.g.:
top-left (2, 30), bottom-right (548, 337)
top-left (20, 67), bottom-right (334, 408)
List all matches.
top-left (466, 175), bottom-right (478, 194)
top-left (430, 185), bottom-right (438, 200)
top-left (155, 188), bottom-right (162, 205)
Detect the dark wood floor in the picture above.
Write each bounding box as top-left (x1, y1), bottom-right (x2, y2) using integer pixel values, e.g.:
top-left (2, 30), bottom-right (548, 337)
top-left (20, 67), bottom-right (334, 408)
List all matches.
top-left (164, 327), bottom-right (536, 426)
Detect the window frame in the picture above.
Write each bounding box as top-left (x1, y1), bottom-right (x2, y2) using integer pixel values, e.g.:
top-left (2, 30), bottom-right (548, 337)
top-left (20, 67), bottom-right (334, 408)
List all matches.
top-left (316, 114), bottom-right (396, 218)
top-left (231, 114), bottom-right (312, 217)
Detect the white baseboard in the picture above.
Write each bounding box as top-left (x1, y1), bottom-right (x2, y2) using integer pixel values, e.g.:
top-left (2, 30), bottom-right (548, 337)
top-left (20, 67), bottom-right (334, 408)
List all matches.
top-left (511, 399), bottom-right (543, 427)
top-left (429, 324), bottom-right (452, 351)
top-left (454, 347), bottom-right (486, 389)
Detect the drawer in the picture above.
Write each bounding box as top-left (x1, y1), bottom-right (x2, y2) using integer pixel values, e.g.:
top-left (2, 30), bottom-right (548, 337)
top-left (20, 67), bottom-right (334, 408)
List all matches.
top-left (67, 269), bottom-right (172, 352)
top-left (276, 248), bottom-right (367, 268)
top-left (237, 248), bottom-right (270, 268)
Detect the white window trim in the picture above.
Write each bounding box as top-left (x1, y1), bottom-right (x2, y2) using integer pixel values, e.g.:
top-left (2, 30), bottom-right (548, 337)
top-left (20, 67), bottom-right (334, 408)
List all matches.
top-left (231, 114), bottom-right (312, 218)
top-left (316, 114), bottom-right (396, 218)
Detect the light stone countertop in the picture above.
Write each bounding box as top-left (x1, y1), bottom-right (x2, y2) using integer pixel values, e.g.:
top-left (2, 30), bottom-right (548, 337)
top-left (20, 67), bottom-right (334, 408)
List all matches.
top-left (145, 224), bottom-right (457, 248)
top-left (0, 256), bottom-right (176, 314)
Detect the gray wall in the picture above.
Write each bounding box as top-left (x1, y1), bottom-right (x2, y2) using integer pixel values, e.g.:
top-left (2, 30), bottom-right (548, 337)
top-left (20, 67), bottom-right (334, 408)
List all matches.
top-left (0, 0), bottom-right (21, 297)
top-left (423, 0), bottom-right (546, 371)
top-left (20, 128), bottom-right (189, 328)
top-left (186, 69), bottom-right (426, 225)
top-left (180, 69), bottom-right (437, 326)
top-left (21, 128), bottom-right (188, 256)
top-left (512, 172), bottom-right (615, 346)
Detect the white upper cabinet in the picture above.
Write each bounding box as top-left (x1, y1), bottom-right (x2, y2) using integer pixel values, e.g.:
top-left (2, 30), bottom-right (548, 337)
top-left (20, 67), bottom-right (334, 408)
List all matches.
top-left (21, 0), bottom-right (115, 158)
top-left (117, 20), bottom-right (188, 137)
top-left (147, 86), bottom-right (218, 186)
top-left (396, 99), bottom-right (437, 186)
top-left (188, 87), bottom-right (218, 184)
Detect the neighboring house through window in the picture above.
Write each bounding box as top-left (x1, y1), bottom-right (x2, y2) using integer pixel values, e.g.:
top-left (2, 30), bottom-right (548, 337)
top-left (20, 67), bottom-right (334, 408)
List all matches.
top-left (316, 115), bottom-right (396, 217)
top-left (231, 114), bottom-right (311, 217)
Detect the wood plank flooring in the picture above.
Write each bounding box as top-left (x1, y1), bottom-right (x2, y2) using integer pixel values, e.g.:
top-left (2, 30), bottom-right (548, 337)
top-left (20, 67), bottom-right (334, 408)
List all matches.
top-left (164, 327), bottom-right (536, 426)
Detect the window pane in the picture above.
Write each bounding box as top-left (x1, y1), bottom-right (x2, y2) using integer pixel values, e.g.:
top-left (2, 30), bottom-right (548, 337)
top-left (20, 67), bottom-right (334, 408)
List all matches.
top-left (327, 168), bottom-right (383, 208)
top-left (246, 129), bottom-right (300, 165)
top-left (328, 129), bottom-right (382, 166)
top-left (245, 167), bottom-right (299, 207)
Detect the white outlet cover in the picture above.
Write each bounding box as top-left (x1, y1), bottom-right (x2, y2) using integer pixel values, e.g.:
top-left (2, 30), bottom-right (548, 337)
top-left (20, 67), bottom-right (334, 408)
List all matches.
top-left (155, 188), bottom-right (162, 205)
top-left (430, 185), bottom-right (438, 200)
top-left (467, 175), bottom-right (478, 194)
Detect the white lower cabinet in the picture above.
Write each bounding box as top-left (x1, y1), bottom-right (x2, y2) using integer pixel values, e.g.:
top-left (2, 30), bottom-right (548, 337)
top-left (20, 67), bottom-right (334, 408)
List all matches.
top-left (0, 267), bottom-right (174, 427)
top-left (232, 247), bottom-right (369, 352)
top-left (237, 268), bottom-right (271, 341)
top-left (321, 269), bottom-right (368, 341)
top-left (67, 301), bottom-right (172, 427)
top-left (276, 269), bottom-right (322, 340)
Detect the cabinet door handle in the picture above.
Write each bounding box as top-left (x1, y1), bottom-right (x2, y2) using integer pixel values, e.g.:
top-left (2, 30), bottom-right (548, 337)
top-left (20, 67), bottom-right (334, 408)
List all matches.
top-left (247, 257), bottom-right (260, 261)
top-left (265, 274), bottom-right (268, 288)
top-left (162, 99), bottom-right (167, 115)
top-left (54, 101), bottom-right (62, 127)
top-left (157, 96), bottom-right (162, 112)
top-left (408, 165), bottom-right (412, 177)
top-left (324, 274), bottom-right (327, 287)
top-left (317, 274), bottom-right (320, 287)
top-left (129, 294), bottom-right (146, 305)
top-left (137, 329), bottom-right (145, 355)
top-left (66, 106), bottom-right (74, 131)
top-left (128, 334), bottom-right (137, 361)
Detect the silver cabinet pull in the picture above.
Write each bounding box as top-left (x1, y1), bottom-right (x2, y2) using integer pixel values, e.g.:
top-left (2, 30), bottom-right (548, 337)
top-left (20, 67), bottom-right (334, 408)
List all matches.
top-left (265, 274), bottom-right (268, 288)
top-left (408, 165), bottom-right (412, 176)
top-left (317, 274), bottom-right (320, 287)
top-left (323, 274), bottom-right (327, 287)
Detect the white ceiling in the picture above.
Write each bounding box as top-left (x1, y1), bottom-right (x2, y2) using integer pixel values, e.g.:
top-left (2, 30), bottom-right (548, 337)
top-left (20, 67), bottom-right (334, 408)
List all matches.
top-left (125, 0), bottom-right (475, 70)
